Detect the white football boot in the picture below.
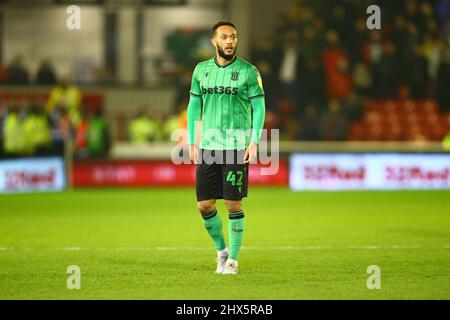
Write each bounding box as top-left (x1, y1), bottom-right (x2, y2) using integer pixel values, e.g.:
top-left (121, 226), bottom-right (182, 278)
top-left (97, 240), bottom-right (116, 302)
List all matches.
top-left (222, 259), bottom-right (238, 275)
top-left (215, 248), bottom-right (229, 274)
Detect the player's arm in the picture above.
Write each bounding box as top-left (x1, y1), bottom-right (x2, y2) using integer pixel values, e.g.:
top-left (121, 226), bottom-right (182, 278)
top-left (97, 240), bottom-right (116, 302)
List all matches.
top-left (187, 65), bottom-right (202, 163)
top-left (250, 97), bottom-right (265, 145)
top-left (244, 66), bottom-right (266, 164)
top-left (244, 97), bottom-right (265, 164)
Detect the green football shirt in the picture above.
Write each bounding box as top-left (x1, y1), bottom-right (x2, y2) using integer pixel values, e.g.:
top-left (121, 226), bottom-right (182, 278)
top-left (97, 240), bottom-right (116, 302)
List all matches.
top-left (189, 56), bottom-right (265, 150)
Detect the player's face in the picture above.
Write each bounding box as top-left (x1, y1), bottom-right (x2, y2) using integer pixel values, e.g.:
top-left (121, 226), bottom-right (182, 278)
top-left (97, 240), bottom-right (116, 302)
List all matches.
top-left (212, 26), bottom-right (238, 61)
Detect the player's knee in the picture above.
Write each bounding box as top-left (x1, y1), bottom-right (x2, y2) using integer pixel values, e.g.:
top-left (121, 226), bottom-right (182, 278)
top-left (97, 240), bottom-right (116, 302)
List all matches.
top-left (197, 200), bottom-right (216, 215)
top-left (224, 200), bottom-right (242, 213)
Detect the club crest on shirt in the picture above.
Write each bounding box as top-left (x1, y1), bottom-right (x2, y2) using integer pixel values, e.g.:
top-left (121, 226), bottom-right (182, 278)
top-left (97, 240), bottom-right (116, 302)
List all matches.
top-left (231, 72), bottom-right (239, 81)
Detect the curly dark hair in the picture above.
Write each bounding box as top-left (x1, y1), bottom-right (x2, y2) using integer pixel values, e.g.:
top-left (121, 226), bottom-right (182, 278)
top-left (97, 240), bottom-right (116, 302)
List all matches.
top-left (211, 21), bottom-right (236, 37)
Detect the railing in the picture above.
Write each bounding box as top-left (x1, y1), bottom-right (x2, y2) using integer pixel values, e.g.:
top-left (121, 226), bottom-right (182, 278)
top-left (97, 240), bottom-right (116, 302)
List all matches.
top-left (108, 141), bottom-right (448, 160)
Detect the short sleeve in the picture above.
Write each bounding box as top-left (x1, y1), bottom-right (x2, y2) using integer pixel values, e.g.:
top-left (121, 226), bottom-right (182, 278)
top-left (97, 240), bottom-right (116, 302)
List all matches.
top-left (247, 66), bottom-right (265, 99)
top-left (189, 65), bottom-right (201, 97)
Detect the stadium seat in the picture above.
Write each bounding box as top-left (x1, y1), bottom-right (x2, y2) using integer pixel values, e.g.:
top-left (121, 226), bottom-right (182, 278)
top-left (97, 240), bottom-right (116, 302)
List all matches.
top-left (353, 99), bottom-right (449, 142)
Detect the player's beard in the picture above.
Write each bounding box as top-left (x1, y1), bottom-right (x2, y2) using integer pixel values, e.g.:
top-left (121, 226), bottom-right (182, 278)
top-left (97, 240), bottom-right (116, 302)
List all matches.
top-left (217, 44), bottom-right (237, 61)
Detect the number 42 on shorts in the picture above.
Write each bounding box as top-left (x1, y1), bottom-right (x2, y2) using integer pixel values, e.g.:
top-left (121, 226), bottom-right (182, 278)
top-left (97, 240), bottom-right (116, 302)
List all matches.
top-left (226, 170), bottom-right (243, 192)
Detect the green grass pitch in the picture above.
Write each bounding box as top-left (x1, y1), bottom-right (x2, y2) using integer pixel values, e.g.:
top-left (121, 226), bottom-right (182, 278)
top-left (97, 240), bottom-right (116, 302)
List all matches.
top-left (0, 187), bottom-right (449, 299)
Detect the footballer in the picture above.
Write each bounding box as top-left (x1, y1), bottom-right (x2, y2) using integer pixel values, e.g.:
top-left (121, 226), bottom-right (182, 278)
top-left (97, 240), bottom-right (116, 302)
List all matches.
top-left (187, 21), bottom-right (266, 274)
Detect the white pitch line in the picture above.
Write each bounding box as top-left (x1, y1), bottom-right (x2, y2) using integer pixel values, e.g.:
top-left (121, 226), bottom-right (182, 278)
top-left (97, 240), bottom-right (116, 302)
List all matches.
top-left (115, 247), bottom-right (154, 251)
top-left (0, 245), bottom-right (448, 252)
top-left (390, 245), bottom-right (423, 249)
top-left (346, 245), bottom-right (423, 250)
top-left (60, 247), bottom-right (81, 251)
top-left (154, 245), bottom-right (442, 251)
top-left (156, 246), bottom-right (209, 251)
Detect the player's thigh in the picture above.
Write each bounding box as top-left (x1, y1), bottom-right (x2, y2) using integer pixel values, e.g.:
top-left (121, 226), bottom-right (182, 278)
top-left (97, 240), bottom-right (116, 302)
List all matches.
top-left (196, 150), bottom-right (223, 202)
top-left (222, 149), bottom-right (249, 202)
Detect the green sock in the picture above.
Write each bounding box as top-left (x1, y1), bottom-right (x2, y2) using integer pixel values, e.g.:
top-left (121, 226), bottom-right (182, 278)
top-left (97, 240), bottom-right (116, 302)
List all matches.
top-left (202, 208), bottom-right (226, 252)
top-left (228, 211), bottom-right (245, 260)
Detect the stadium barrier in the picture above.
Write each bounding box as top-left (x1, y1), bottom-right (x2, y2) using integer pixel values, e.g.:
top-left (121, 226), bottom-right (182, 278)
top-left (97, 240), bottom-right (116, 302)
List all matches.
top-left (290, 153), bottom-right (450, 191)
top-left (93, 141), bottom-right (449, 190)
top-left (72, 159), bottom-right (289, 187)
top-left (1, 141), bottom-right (448, 192)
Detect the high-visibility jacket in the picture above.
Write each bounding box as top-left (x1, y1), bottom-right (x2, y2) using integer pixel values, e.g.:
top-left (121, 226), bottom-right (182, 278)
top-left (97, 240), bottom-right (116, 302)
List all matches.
top-left (3, 112), bottom-right (26, 154)
top-left (128, 117), bottom-right (161, 144)
top-left (46, 85), bottom-right (81, 125)
top-left (22, 113), bottom-right (51, 153)
top-left (443, 132), bottom-right (450, 151)
top-left (87, 117), bottom-right (109, 155)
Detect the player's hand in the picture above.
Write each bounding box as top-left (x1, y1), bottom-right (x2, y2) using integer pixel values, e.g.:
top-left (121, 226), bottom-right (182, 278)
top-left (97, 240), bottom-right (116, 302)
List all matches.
top-left (244, 141), bottom-right (258, 164)
top-left (189, 144), bottom-right (198, 164)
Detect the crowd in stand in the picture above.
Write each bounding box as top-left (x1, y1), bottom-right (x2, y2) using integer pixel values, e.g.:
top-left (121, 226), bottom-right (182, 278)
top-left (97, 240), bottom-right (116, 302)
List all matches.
top-left (0, 56), bottom-right (58, 85)
top-left (250, 0), bottom-right (450, 140)
top-left (2, 0), bottom-right (450, 152)
top-left (127, 107), bottom-right (185, 145)
top-left (0, 80), bottom-right (111, 159)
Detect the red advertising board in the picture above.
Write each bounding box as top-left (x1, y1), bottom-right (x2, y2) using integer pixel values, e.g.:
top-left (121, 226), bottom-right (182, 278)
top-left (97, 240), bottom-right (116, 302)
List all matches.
top-left (73, 160), bottom-right (288, 187)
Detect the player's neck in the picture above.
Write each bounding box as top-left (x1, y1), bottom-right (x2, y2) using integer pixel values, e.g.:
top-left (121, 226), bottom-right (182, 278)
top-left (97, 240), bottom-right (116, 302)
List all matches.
top-left (215, 55), bottom-right (236, 67)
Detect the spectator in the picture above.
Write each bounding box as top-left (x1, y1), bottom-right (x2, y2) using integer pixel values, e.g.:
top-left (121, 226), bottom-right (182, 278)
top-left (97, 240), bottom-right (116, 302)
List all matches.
top-left (298, 104), bottom-right (320, 140)
top-left (0, 99), bottom-right (7, 145)
top-left (342, 91), bottom-right (364, 122)
top-left (299, 57), bottom-right (325, 108)
top-left (128, 109), bottom-right (162, 144)
top-left (75, 109), bottom-right (89, 158)
top-left (322, 29), bottom-right (347, 72)
top-left (435, 0), bottom-right (450, 26)
top-left (87, 108), bottom-right (110, 158)
top-left (348, 18), bottom-right (369, 63)
top-left (328, 5), bottom-right (352, 48)
top-left (22, 102), bottom-right (52, 155)
top-left (286, 1), bottom-right (302, 30)
top-left (319, 99), bottom-right (348, 141)
top-left (173, 68), bottom-right (192, 110)
top-left (421, 35), bottom-right (443, 83)
top-left (322, 30), bottom-right (352, 99)
top-left (251, 38), bottom-right (279, 107)
top-left (281, 116), bottom-right (299, 141)
top-left (374, 42), bottom-right (401, 99)
top-left (443, 116), bottom-right (450, 150)
top-left (273, 13), bottom-right (291, 35)
top-left (300, 25), bottom-right (321, 60)
top-left (330, 57), bottom-right (352, 100)
top-left (6, 55), bottom-right (29, 84)
top-left (46, 78), bottom-right (81, 126)
top-left (277, 31), bottom-right (302, 112)
top-left (3, 102), bottom-right (26, 155)
top-left (50, 105), bottom-right (72, 155)
top-left (436, 53), bottom-right (450, 111)
top-left (366, 30), bottom-right (384, 66)
top-left (418, 2), bottom-right (436, 33)
top-left (36, 60), bottom-right (57, 85)
top-left (256, 60), bottom-right (277, 112)
top-left (352, 63), bottom-right (373, 98)
top-left (404, 0), bottom-right (420, 26)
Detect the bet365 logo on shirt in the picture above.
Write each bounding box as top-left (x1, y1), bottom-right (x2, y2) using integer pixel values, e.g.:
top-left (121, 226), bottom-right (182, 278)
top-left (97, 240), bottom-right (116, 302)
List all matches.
top-left (202, 86), bottom-right (238, 95)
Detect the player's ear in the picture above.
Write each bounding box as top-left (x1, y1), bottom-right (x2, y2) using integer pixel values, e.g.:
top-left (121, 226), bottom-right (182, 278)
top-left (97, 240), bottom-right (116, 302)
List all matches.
top-left (211, 37), bottom-right (216, 47)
